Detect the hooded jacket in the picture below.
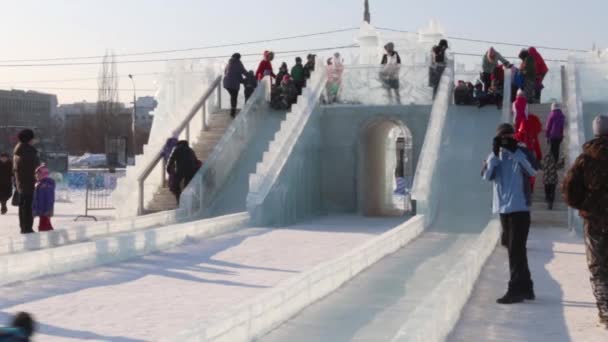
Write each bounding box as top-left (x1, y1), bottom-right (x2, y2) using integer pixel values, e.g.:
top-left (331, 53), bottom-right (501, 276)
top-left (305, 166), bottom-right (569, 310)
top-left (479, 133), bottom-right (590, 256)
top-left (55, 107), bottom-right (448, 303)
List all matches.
top-left (563, 136), bottom-right (608, 219)
top-left (33, 177), bottom-right (55, 217)
top-left (255, 52), bottom-right (275, 80)
top-left (546, 109), bottom-right (565, 140)
top-left (482, 48), bottom-right (509, 74)
top-left (483, 147), bottom-right (537, 214)
top-left (0, 327), bottom-right (30, 342)
top-left (12, 143), bottom-right (39, 195)
top-left (528, 47), bottom-right (549, 77)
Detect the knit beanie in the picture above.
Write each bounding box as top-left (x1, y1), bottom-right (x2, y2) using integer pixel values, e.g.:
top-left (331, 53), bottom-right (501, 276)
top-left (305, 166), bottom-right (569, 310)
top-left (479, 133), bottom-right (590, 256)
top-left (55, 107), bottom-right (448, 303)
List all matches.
top-left (593, 115), bottom-right (608, 137)
top-left (551, 102), bottom-right (561, 111)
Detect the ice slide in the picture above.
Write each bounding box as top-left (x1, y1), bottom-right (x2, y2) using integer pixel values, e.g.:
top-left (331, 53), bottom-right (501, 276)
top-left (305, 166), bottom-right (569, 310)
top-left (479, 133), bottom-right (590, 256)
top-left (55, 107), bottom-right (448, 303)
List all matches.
top-left (261, 105), bottom-right (502, 342)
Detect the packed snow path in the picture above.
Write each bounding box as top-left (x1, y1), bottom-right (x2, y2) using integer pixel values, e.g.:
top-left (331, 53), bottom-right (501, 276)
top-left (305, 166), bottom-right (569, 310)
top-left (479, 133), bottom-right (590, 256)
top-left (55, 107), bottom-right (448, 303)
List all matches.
top-left (448, 227), bottom-right (608, 342)
top-left (262, 106), bottom-right (500, 341)
top-left (0, 215), bottom-right (401, 341)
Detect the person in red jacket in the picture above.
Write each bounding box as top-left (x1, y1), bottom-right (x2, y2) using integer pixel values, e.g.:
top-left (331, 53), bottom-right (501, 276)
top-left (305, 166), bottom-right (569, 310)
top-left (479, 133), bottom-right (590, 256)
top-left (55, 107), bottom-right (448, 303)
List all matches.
top-left (528, 47), bottom-right (548, 103)
top-left (255, 51), bottom-right (276, 81)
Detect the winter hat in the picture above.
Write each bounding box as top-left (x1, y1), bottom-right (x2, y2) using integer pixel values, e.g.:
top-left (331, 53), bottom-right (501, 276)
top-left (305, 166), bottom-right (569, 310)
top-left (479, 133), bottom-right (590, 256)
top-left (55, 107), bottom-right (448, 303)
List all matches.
top-left (11, 312), bottom-right (35, 337)
top-left (551, 102), bottom-right (561, 111)
top-left (384, 42), bottom-right (395, 51)
top-left (592, 115), bottom-right (608, 137)
top-left (231, 53), bottom-right (241, 60)
top-left (487, 47), bottom-right (496, 61)
top-left (496, 123), bottom-right (515, 136)
top-left (17, 129), bottom-right (34, 144)
top-left (295, 56), bottom-right (302, 63)
top-left (439, 39), bottom-right (448, 48)
top-left (519, 49), bottom-right (529, 60)
top-left (36, 164), bottom-right (49, 179)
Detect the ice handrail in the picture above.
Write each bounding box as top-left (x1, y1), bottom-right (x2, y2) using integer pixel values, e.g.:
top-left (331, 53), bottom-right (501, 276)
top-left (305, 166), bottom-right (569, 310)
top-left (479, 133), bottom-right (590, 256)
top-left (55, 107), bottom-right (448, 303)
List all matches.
top-left (564, 59), bottom-right (585, 234)
top-left (136, 75), bottom-right (222, 216)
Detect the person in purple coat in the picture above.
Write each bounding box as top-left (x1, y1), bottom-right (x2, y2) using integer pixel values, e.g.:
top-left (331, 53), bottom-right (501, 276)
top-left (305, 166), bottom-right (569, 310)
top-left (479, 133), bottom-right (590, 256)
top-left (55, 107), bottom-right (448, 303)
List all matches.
top-left (32, 164), bottom-right (55, 232)
top-left (546, 102), bottom-right (566, 161)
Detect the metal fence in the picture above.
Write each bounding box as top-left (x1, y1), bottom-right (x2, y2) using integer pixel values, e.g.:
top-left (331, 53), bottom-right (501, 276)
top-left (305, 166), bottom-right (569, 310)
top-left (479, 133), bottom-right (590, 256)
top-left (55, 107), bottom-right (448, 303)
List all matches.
top-left (75, 171), bottom-right (118, 221)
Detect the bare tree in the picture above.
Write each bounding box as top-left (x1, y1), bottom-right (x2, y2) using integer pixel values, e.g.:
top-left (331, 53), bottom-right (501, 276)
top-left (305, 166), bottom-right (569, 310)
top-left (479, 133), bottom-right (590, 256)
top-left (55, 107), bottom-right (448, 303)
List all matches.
top-left (96, 50), bottom-right (119, 150)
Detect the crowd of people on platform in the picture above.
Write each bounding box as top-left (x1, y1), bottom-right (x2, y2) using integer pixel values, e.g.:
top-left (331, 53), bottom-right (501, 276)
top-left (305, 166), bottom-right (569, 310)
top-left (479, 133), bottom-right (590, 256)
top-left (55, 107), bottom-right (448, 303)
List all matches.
top-left (454, 46), bottom-right (549, 109)
top-left (0, 129), bottom-right (56, 235)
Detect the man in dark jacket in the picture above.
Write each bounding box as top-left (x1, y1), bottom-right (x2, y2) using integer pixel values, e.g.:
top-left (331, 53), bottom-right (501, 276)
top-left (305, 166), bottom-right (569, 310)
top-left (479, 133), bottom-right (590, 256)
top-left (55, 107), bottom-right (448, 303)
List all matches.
top-left (13, 129), bottom-right (39, 234)
top-left (0, 312), bottom-right (36, 342)
top-left (0, 153), bottom-right (12, 214)
top-left (303, 54), bottom-right (316, 80)
top-left (223, 53), bottom-right (248, 118)
top-left (166, 140), bottom-right (198, 204)
top-left (291, 57), bottom-right (305, 95)
top-left (563, 115), bottom-right (608, 328)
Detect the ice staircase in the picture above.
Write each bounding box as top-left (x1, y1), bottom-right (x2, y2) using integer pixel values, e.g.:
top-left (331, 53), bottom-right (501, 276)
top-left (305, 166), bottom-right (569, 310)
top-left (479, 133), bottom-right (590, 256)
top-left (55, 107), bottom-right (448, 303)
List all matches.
top-left (247, 67), bottom-right (328, 225)
top-left (528, 103), bottom-right (569, 226)
top-left (147, 109), bottom-right (233, 213)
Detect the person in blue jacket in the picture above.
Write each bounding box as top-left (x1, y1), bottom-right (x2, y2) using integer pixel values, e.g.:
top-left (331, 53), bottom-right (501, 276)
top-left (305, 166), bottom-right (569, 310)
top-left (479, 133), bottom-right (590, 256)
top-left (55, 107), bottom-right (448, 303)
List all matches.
top-left (0, 312), bottom-right (35, 342)
top-left (482, 123), bottom-right (537, 304)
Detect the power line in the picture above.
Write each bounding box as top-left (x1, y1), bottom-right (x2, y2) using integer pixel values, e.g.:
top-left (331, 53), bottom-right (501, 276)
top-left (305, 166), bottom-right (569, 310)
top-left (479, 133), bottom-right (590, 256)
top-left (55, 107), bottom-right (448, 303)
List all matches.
top-left (0, 44), bottom-right (358, 68)
top-left (19, 86), bottom-right (157, 92)
top-left (0, 27), bottom-right (358, 63)
top-left (0, 72), bottom-right (163, 85)
top-left (376, 27), bottom-right (588, 53)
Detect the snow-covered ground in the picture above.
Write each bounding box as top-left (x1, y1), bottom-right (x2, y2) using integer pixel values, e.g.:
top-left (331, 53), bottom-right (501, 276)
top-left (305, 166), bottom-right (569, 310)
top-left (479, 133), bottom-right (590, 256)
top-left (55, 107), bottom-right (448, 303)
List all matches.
top-left (0, 190), bottom-right (115, 239)
top-left (449, 227), bottom-right (608, 342)
top-left (0, 215), bottom-right (402, 341)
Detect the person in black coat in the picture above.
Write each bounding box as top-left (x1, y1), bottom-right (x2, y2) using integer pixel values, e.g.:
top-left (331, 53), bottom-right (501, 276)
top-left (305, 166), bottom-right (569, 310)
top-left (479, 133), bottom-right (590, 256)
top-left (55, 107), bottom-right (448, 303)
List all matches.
top-left (13, 130), bottom-right (40, 234)
top-left (166, 140), bottom-right (198, 204)
top-left (0, 153), bottom-right (12, 215)
top-left (223, 53), bottom-right (248, 118)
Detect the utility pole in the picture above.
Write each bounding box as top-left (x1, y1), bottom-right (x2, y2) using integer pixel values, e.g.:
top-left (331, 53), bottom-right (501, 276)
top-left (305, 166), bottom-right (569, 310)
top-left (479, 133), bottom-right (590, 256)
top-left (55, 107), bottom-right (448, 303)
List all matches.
top-left (364, 0), bottom-right (371, 23)
top-left (128, 74), bottom-right (137, 159)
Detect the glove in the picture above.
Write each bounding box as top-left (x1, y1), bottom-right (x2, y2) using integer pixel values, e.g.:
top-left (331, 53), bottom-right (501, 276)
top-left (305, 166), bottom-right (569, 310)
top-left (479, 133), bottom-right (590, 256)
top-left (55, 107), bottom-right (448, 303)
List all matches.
top-left (493, 137), bottom-right (501, 156)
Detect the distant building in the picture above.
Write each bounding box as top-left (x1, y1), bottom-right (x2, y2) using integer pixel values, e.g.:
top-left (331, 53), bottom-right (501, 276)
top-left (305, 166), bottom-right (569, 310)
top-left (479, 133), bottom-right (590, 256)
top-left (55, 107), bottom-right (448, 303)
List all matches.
top-left (62, 97), bottom-right (157, 156)
top-left (0, 89), bottom-right (60, 154)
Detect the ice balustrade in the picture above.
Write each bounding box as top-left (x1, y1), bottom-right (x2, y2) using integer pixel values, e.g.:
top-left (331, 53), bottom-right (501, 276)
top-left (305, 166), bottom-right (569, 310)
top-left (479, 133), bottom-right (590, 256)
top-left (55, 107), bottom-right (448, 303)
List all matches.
top-left (577, 58), bottom-right (608, 102)
top-left (135, 76), bottom-right (222, 215)
top-left (113, 61), bottom-right (223, 218)
top-left (247, 67), bottom-right (328, 225)
top-left (564, 59), bottom-right (586, 234)
top-left (328, 64), bottom-right (433, 106)
top-left (410, 65), bottom-right (454, 226)
top-left (176, 77), bottom-right (273, 218)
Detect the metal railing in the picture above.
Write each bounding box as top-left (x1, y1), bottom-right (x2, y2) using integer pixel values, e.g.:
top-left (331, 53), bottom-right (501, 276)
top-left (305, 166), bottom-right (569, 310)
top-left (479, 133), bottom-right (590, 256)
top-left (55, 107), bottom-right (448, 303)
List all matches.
top-left (137, 75), bottom-right (222, 215)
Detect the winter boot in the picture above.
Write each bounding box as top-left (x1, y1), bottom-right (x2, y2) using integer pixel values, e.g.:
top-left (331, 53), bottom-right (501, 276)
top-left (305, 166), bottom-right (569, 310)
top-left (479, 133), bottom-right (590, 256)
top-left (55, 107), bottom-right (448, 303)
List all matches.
top-left (523, 288), bottom-right (536, 300)
top-left (496, 290), bottom-right (525, 304)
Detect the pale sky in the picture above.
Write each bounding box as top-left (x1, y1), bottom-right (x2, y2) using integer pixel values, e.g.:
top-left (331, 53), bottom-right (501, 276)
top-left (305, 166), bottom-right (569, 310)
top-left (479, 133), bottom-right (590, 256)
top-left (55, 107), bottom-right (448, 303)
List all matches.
top-left (0, 0), bottom-right (605, 104)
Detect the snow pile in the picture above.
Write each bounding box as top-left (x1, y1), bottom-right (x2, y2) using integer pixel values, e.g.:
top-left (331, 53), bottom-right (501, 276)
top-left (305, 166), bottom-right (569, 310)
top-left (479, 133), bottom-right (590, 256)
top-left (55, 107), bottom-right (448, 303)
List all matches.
top-left (69, 153), bottom-right (107, 168)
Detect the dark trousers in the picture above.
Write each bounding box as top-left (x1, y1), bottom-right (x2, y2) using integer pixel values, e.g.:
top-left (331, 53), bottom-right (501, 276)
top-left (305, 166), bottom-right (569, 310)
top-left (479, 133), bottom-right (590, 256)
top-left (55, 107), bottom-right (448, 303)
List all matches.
top-left (18, 193), bottom-right (34, 234)
top-left (481, 72), bottom-right (492, 92)
top-left (226, 88), bottom-right (239, 116)
top-left (550, 138), bottom-right (562, 161)
top-left (500, 211), bottom-right (533, 294)
top-left (584, 218), bottom-right (608, 322)
top-left (244, 87), bottom-right (255, 102)
top-left (0, 199), bottom-right (6, 211)
top-left (545, 184), bottom-right (557, 205)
